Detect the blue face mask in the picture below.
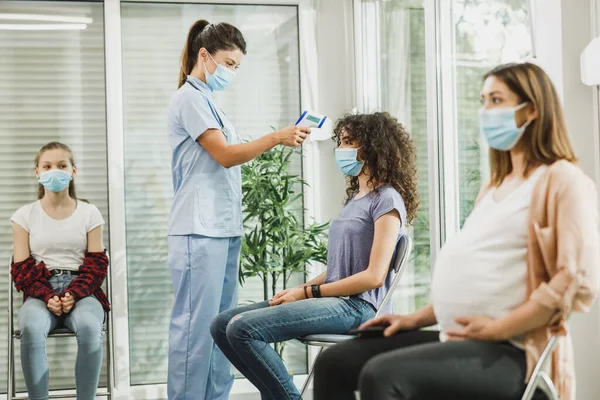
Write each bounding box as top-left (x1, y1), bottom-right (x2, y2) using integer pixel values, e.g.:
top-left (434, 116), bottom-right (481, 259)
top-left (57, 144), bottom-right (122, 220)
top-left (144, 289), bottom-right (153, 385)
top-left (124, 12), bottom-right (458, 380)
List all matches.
top-left (39, 169), bottom-right (72, 193)
top-left (204, 54), bottom-right (236, 92)
top-left (479, 102), bottom-right (533, 151)
top-left (335, 148), bottom-right (365, 176)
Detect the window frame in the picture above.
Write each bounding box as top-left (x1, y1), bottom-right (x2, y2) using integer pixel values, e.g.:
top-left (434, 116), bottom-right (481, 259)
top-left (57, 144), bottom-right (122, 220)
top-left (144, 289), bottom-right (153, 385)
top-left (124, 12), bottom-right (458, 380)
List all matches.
top-left (435, 0), bottom-right (461, 244)
top-left (353, 0), bottom-right (460, 271)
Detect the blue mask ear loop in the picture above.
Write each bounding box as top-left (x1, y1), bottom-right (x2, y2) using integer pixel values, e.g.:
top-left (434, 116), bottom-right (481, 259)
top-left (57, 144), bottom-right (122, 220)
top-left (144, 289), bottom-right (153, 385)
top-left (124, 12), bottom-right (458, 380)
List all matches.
top-left (507, 102), bottom-right (533, 149)
top-left (200, 50), bottom-right (219, 79)
top-left (514, 102), bottom-right (532, 130)
top-left (351, 147), bottom-right (365, 176)
top-left (202, 53), bottom-right (213, 79)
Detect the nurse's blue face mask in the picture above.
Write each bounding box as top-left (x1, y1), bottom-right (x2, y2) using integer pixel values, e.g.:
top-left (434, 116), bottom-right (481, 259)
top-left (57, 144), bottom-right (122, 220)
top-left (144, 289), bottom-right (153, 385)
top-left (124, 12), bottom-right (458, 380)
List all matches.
top-left (204, 53), bottom-right (236, 92)
top-left (335, 147), bottom-right (365, 176)
top-left (478, 102), bottom-right (533, 151)
top-left (39, 169), bottom-right (73, 192)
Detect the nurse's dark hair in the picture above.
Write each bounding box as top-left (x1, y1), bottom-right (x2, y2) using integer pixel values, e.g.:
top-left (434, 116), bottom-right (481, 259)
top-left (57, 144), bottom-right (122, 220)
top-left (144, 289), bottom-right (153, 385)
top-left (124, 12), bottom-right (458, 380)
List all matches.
top-left (333, 112), bottom-right (420, 225)
top-left (178, 20), bottom-right (247, 88)
top-left (483, 62), bottom-right (576, 186)
top-left (34, 142), bottom-right (86, 202)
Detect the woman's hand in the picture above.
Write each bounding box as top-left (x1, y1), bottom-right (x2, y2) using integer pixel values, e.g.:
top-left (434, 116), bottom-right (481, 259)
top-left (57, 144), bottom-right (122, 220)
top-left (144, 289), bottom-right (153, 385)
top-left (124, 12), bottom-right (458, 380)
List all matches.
top-left (61, 292), bottom-right (76, 314)
top-left (359, 314), bottom-right (418, 337)
top-left (269, 287), bottom-right (307, 306)
top-left (275, 126), bottom-right (311, 147)
top-left (47, 296), bottom-right (63, 316)
top-left (446, 315), bottom-right (505, 341)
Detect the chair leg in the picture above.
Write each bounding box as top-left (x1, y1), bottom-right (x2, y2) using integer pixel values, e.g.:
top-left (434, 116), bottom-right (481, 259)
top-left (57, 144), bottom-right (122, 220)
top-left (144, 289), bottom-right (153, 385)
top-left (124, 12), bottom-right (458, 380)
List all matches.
top-left (538, 372), bottom-right (560, 400)
top-left (521, 372), bottom-right (560, 400)
top-left (106, 313), bottom-right (113, 400)
top-left (8, 334), bottom-right (14, 400)
top-left (521, 376), bottom-right (538, 400)
top-left (300, 347), bottom-right (323, 398)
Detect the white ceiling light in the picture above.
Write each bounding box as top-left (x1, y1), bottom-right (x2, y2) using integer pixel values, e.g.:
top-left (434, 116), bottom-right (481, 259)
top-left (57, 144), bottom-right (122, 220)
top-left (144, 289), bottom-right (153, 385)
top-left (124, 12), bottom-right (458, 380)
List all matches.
top-left (0, 23), bottom-right (87, 30)
top-left (0, 13), bottom-right (92, 24)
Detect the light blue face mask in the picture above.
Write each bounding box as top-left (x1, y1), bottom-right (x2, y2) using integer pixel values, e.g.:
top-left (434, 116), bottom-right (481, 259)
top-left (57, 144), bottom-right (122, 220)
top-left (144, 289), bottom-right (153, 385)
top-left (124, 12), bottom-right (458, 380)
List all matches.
top-left (39, 169), bottom-right (72, 192)
top-left (204, 53), bottom-right (236, 92)
top-left (478, 102), bottom-right (533, 151)
top-left (335, 148), bottom-right (365, 176)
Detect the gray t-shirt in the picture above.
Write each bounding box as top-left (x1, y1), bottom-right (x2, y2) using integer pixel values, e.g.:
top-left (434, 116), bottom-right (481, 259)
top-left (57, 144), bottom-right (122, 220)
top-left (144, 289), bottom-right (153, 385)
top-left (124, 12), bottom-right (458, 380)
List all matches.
top-left (325, 185), bottom-right (407, 312)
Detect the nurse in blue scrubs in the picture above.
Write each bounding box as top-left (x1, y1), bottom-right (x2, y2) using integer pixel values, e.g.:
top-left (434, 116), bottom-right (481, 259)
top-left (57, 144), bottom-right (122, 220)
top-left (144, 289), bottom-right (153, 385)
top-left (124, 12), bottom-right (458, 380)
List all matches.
top-left (166, 19), bottom-right (310, 400)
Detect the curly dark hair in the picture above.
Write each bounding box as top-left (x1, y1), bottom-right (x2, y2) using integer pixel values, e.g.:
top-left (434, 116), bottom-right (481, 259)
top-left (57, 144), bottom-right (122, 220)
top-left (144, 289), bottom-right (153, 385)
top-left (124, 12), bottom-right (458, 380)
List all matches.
top-left (333, 112), bottom-right (420, 225)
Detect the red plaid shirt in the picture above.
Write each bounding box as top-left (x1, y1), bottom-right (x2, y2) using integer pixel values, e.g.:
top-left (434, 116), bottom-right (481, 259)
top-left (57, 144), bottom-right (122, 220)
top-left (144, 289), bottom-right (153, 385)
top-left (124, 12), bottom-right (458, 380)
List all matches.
top-left (11, 251), bottom-right (111, 312)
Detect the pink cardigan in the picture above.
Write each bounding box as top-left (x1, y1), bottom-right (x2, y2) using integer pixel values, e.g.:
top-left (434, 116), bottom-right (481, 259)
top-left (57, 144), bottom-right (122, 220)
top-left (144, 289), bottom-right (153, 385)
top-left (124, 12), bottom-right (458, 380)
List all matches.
top-left (522, 160), bottom-right (599, 400)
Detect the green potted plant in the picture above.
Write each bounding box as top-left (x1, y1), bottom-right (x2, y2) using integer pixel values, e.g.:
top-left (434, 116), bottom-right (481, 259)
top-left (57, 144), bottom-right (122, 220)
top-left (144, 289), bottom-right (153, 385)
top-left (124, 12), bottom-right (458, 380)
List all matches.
top-left (240, 144), bottom-right (329, 359)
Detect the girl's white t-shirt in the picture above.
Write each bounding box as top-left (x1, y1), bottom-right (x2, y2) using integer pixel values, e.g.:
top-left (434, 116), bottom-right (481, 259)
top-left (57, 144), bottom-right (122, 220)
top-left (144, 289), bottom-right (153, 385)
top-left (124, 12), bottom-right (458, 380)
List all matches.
top-left (431, 166), bottom-right (548, 346)
top-left (11, 200), bottom-right (105, 271)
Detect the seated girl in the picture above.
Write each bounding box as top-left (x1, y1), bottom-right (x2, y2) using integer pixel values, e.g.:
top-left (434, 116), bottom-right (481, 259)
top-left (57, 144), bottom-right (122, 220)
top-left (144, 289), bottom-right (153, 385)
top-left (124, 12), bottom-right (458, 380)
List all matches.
top-left (210, 112), bottom-right (420, 400)
top-left (11, 142), bottom-right (110, 400)
top-left (313, 63), bottom-right (600, 400)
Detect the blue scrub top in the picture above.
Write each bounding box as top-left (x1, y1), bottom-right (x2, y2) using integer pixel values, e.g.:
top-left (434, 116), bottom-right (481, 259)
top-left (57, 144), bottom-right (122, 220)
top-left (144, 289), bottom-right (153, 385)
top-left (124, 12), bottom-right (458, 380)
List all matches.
top-left (167, 75), bottom-right (243, 237)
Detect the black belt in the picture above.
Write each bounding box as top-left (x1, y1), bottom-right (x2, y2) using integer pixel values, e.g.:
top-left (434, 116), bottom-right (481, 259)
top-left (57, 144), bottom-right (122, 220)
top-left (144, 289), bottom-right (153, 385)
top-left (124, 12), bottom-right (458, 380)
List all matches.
top-left (50, 269), bottom-right (79, 276)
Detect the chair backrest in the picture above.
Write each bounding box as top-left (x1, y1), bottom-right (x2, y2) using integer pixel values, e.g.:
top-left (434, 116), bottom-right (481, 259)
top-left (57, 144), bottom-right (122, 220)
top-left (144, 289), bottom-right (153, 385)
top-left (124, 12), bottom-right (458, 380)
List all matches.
top-left (375, 234), bottom-right (413, 318)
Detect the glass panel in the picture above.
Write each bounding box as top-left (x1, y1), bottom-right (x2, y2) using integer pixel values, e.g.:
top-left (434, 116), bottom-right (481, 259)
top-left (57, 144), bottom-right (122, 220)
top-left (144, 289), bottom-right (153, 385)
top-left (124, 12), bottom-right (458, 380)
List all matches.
top-left (454, 0), bottom-right (532, 225)
top-left (378, 0), bottom-right (432, 313)
top-left (0, 1), bottom-right (108, 394)
top-left (121, 3), bottom-right (303, 385)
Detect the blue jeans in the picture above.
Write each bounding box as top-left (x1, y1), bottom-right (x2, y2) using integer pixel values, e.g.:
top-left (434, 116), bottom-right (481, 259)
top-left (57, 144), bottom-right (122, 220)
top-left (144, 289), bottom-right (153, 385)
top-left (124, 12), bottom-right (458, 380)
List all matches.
top-left (210, 297), bottom-right (376, 400)
top-left (18, 273), bottom-right (105, 400)
top-left (167, 235), bottom-right (241, 400)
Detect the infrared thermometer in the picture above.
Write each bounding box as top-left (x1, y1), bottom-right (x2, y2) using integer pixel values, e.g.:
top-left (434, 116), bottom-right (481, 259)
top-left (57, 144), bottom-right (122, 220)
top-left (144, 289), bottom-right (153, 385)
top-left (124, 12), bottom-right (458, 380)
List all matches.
top-left (295, 110), bottom-right (332, 142)
top-left (295, 110), bottom-right (327, 129)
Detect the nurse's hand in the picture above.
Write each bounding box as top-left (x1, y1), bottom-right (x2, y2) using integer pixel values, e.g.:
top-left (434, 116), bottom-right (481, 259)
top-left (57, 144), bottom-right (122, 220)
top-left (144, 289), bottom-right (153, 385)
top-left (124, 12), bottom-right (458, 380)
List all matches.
top-left (269, 287), bottom-right (307, 306)
top-left (276, 126), bottom-right (311, 147)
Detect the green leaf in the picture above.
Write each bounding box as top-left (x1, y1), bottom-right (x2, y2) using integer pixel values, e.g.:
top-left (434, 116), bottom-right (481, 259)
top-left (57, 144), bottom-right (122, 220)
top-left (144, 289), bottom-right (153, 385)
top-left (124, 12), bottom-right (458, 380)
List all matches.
top-left (239, 145), bottom-right (330, 314)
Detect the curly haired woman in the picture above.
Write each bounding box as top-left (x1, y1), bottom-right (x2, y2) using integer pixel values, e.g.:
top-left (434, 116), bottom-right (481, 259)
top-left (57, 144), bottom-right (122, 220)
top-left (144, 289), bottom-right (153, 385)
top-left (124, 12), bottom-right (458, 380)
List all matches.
top-left (210, 112), bottom-right (420, 400)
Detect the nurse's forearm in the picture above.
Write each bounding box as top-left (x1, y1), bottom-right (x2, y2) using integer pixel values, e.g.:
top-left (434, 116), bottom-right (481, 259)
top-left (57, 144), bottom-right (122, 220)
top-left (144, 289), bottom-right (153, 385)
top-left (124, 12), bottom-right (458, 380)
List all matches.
top-left (199, 129), bottom-right (283, 168)
top-left (220, 133), bottom-right (282, 167)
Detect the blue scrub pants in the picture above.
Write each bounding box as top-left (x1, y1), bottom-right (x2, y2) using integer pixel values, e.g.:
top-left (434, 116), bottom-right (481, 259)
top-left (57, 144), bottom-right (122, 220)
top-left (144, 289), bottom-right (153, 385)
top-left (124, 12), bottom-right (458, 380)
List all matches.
top-left (167, 235), bottom-right (241, 400)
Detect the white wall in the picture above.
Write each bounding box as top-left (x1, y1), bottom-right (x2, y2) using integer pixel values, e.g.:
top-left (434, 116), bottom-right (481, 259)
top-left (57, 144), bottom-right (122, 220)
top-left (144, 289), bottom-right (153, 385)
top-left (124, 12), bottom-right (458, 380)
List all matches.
top-left (534, 0), bottom-right (600, 398)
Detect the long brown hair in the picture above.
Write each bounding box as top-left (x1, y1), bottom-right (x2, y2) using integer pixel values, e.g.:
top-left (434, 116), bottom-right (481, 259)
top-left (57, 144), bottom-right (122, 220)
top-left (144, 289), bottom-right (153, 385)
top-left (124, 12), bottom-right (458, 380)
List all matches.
top-left (484, 63), bottom-right (577, 185)
top-left (333, 112), bottom-right (420, 225)
top-left (35, 142), bottom-right (79, 200)
top-left (178, 20), bottom-right (247, 88)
